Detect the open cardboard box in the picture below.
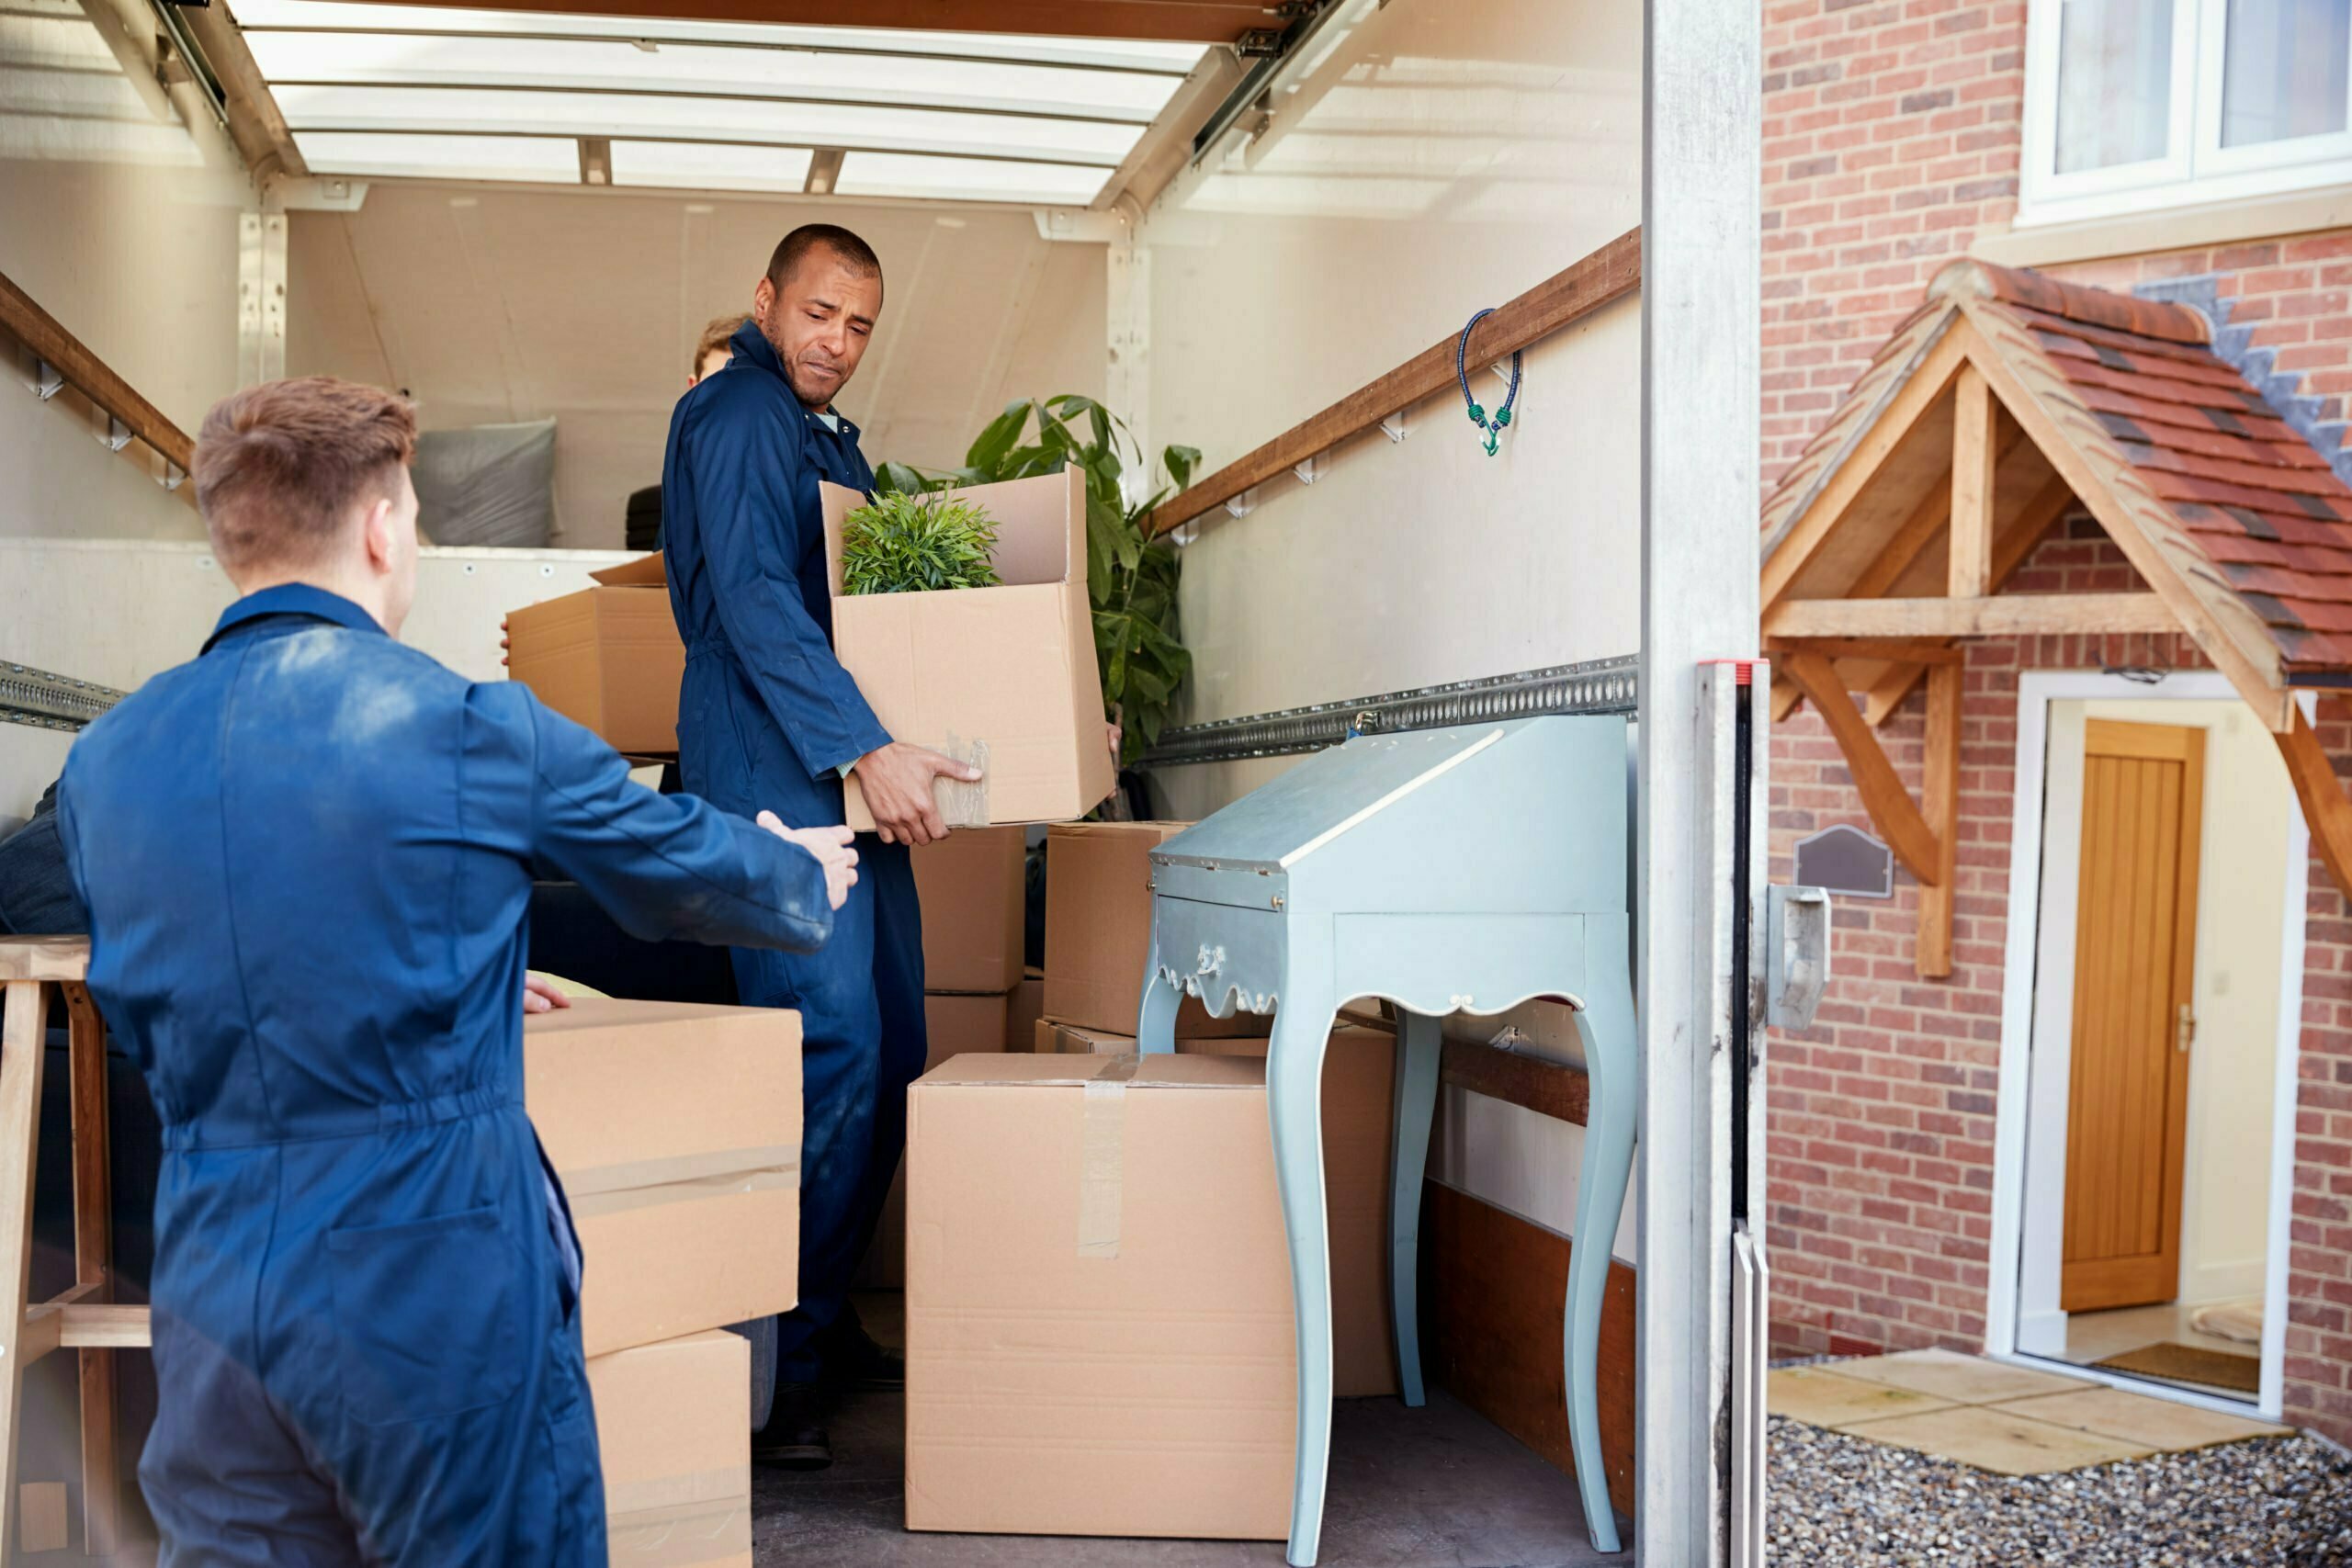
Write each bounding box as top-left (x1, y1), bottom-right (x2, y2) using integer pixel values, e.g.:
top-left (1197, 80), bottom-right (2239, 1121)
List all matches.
top-left (820, 469), bottom-right (1116, 831)
top-left (504, 554), bottom-right (683, 755)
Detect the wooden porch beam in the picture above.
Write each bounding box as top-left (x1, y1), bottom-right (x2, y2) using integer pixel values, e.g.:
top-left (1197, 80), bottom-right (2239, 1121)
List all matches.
top-left (1916, 663), bottom-right (1962, 977)
top-left (2278, 705), bottom-right (2352, 904)
top-left (1778, 653), bottom-right (1942, 885)
top-left (1948, 364), bottom-right (1996, 598)
top-left (1864, 472), bottom-right (2080, 726)
top-left (1765, 637), bottom-right (1963, 664)
top-left (1766, 592), bottom-right (2172, 640)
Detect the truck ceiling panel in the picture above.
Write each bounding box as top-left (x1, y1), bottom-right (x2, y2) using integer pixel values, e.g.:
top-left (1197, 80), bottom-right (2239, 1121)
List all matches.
top-left (230, 0), bottom-right (1212, 70)
top-left (271, 83), bottom-right (1142, 164)
top-left (243, 32), bottom-right (1182, 120)
top-left (290, 129), bottom-right (581, 181)
top-left (831, 148), bottom-right (1105, 203)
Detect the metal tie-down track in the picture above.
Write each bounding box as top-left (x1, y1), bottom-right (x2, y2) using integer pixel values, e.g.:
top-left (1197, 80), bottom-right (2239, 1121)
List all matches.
top-left (0, 664), bottom-right (125, 733)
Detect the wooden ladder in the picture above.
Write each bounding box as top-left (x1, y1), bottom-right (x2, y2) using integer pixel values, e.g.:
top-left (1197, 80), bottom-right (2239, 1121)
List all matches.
top-left (0, 938), bottom-right (149, 1560)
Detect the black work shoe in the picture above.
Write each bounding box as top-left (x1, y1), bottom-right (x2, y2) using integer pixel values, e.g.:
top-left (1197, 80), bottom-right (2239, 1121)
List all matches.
top-left (820, 1319), bottom-right (905, 1392)
top-left (752, 1382), bottom-right (831, 1471)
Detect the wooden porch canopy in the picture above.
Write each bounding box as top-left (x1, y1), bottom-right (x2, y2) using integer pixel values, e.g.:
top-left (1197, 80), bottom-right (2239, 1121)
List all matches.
top-left (1760, 257), bottom-right (2352, 976)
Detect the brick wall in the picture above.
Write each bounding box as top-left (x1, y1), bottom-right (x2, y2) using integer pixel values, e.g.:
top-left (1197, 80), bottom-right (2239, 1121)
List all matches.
top-left (1762, 0), bottom-right (2352, 1442)
top-left (1766, 519), bottom-right (2352, 1442)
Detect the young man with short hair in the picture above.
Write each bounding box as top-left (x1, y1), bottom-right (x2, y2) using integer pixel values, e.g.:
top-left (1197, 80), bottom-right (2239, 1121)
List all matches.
top-left (58, 375), bottom-right (858, 1565)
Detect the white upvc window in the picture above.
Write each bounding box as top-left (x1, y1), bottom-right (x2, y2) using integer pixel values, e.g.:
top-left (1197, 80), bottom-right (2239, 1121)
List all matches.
top-left (2021, 0), bottom-right (2352, 224)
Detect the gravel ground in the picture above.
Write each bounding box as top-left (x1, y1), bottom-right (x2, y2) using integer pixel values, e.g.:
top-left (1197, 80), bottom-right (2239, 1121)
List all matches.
top-left (1768, 1416), bottom-right (2352, 1566)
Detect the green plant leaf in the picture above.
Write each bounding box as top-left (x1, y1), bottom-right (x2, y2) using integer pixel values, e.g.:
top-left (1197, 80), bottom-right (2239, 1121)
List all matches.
top-left (965, 404), bottom-right (1030, 477)
top-left (1162, 445), bottom-right (1202, 491)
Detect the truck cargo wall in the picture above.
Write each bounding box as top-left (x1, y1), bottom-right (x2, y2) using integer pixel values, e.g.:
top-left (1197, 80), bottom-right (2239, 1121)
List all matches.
top-left (0, 539), bottom-right (629, 818)
top-left (1132, 0), bottom-right (1642, 1258)
top-left (288, 189), bottom-right (1107, 550)
top-left (0, 0), bottom-right (251, 544)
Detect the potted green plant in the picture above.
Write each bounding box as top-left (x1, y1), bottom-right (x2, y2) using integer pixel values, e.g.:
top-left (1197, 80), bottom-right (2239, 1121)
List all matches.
top-left (838, 491), bottom-right (1001, 595)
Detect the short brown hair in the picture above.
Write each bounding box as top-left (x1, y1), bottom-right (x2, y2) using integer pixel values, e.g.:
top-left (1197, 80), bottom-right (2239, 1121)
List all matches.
top-left (193, 378), bottom-right (417, 571)
top-left (695, 313), bottom-right (749, 377)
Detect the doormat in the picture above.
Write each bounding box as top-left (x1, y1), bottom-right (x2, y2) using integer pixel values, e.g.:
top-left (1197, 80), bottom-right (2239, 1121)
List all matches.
top-left (2094, 1341), bottom-right (2261, 1393)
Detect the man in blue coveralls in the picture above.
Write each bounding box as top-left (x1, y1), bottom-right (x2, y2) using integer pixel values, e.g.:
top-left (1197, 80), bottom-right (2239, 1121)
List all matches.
top-left (56, 376), bottom-right (863, 1565)
top-left (662, 223), bottom-right (977, 1467)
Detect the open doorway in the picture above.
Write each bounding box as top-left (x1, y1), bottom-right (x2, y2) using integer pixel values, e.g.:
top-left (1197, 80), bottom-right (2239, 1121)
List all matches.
top-left (1992, 672), bottom-right (2306, 1416)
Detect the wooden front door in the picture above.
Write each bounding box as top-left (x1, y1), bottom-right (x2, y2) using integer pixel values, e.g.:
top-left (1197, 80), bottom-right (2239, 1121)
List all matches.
top-left (2060, 718), bottom-right (2206, 1313)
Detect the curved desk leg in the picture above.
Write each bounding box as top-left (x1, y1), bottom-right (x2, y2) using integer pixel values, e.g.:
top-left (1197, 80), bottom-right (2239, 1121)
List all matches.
top-left (1136, 916), bottom-right (1180, 1055)
top-left (1566, 923), bottom-right (1636, 1555)
top-left (1267, 979), bottom-right (1340, 1568)
top-left (1387, 1009), bottom-right (1442, 1407)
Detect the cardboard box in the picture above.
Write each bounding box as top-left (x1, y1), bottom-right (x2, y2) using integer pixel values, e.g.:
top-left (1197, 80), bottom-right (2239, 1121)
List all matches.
top-left (1043, 822), bottom-right (1270, 1039)
top-left (588, 1331), bottom-right (751, 1568)
top-left (820, 470), bottom-right (1116, 831)
top-left (906, 1054), bottom-right (1295, 1540)
top-left (1007, 968), bottom-right (1045, 1051)
top-left (911, 828), bottom-right (1026, 994)
top-left (854, 987), bottom-right (1014, 1290)
top-left (506, 556), bottom-right (683, 755)
top-left (1035, 1019), bottom-right (1132, 1054)
top-left (1185, 1026), bottom-right (1400, 1398)
top-left (525, 998), bottom-right (800, 1357)
top-left (1029, 1021), bottom-right (1397, 1395)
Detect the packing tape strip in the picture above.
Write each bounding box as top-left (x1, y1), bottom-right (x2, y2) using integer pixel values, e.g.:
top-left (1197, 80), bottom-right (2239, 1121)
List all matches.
top-left (934, 731), bottom-right (989, 829)
top-left (605, 1465), bottom-right (743, 1517)
top-left (606, 1493), bottom-right (751, 1568)
top-left (1077, 1054), bottom-right (1139, 1259)
top-left (562, 1145), bottom-right (799, 1221)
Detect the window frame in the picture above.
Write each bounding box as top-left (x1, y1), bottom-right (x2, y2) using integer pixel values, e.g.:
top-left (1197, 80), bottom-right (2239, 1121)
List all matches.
top-left (2020, 0), bottom-right (2352, 226)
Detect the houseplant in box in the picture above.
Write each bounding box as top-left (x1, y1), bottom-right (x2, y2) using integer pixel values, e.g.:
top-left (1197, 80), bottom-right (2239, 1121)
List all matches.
top-left (838, 491), bottom-right (1002, 595)
top-left (875, 395), bottom-right (1199, 808)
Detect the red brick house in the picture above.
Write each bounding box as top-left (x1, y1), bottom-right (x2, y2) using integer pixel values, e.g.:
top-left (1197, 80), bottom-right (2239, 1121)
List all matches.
top-left (1762, 0), bottom-right (2352, 1446)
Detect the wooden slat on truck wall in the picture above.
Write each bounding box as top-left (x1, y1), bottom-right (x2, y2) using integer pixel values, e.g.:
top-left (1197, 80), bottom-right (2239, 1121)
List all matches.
top-left (1422, 1179), bottom-right (1634, 1522)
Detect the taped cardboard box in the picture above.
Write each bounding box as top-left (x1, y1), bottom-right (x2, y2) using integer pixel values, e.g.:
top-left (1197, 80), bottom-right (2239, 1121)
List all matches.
top-left (906, 1054), bottom-right (1295, 1540)
top-left (506, 555), bottom-right (683, 755)
top-left (588, 1331), bottom-right (751, 1568)
top-left (525, 998), bottom-right (799, 1357)
top-left (1043, 822), bottom-right (1268, 1039)
top-left (820, 470), bottom-right (1116, 832)
top-left (1007, 967), bottom-right (1045, 1051)
top-left (911, 828), bottom-right (1026, 994)
top-left (1029, 1020), bottom-right (1399, 1396)
top-left (854, 987), bottom-right (1014, 1291)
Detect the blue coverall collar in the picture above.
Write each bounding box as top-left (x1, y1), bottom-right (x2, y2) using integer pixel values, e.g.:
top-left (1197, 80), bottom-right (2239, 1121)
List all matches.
top-left (204, 583), bottom-right (387, 653)
top-left (725, 319), bottom-right (858, 440)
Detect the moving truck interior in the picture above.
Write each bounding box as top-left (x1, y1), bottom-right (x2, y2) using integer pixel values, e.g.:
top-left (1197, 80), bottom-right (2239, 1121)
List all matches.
top-left (0, 1), bottom-right (1766, 1563)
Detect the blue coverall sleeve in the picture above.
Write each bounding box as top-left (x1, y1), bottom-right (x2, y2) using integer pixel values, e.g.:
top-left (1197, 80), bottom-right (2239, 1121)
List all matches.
top-left (492, 684), bottom-right (836, 953)
top-left (681, 390), bottom-right (892, 779)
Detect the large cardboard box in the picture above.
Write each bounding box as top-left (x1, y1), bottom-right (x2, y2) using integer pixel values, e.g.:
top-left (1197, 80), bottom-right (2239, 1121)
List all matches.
top-left (506, 556), bottom-right (683, 755)
top-left (1028, 1021), bottom-right (1398, 1396)
top-left (1185, 1026), bottom-right (1400, 1398)
top-left (906, 1055), bottom-right (1295, 1540)
top-left (820, 470), bottom-right (1116, 831)
top-left (911, 827), bottom-right (1026, 994)
top-left (1043, 822), bottom-right (1269, 1039)
top-left (588, 1331), bottom-right (751, 1568)
top-left (1007, 967), bottom-right (1046, 1051)
top-left (525, 998), bottom-right (800, 1357)
top-left (854, 987), bottom-right (1014, 1290)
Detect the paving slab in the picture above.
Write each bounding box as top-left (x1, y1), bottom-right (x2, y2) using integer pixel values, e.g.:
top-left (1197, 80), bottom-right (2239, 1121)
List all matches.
top-left (1836, 1404), bottom-right (2154, 1476)
top-left (1991, 1385), bottom-right (2290, 1452)
top-left (1767, 1366), bottom-right (1955, 1427)
top-left (1829, 1348), bottom-right (2094, 1404)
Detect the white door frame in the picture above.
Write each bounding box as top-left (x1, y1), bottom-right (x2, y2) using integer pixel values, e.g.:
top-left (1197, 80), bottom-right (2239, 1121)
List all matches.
top-left (1984, 670), bottom-right (2308, 1419)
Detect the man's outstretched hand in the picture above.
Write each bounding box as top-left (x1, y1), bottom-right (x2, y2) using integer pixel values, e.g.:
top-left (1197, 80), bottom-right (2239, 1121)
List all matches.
top-left (850, 742), bottom-right (982, 847)
top-left (759, 814), bottom-right (859, 909)
top-left (522, 975), bottom-right (570, 1014)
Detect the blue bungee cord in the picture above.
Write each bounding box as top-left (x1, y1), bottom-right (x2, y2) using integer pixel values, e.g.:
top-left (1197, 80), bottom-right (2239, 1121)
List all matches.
top-left (1455, 307), bottom-right (1521, 457)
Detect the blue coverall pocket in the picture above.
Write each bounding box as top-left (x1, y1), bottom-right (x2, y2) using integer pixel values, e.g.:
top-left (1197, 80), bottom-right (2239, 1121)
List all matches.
top-left (326, 1204), bottom-right (526, 1427)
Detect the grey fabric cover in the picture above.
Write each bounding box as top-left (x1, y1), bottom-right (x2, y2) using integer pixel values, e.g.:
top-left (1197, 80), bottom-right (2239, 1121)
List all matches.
top-left (413, 418), bottom-right (558, 548)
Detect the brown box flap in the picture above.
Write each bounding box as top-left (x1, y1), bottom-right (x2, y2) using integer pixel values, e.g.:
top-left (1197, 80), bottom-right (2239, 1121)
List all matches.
top-left (914, 1051), bottom-right (1262, 1091)
top-left (590, 554), bottom-right (667, 589)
